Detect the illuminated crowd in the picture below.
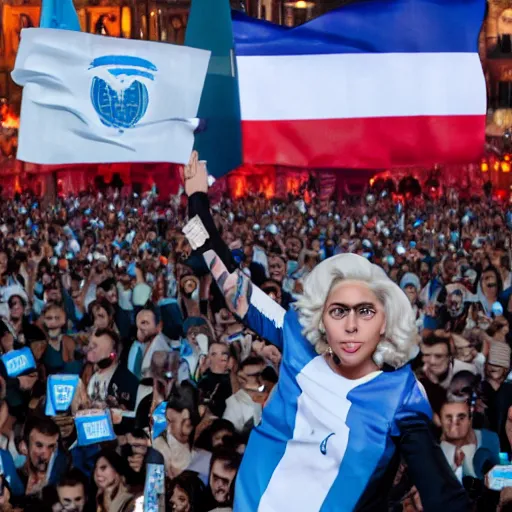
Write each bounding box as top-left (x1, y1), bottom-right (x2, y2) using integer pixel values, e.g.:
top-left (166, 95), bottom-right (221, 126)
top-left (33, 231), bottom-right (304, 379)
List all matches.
top-left (0, 181), bottom-right (510, 511)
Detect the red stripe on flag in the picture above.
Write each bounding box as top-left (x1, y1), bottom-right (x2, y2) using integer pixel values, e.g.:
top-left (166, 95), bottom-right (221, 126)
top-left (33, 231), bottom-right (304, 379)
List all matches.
top-left (241, 115), bottom-right (485, 168)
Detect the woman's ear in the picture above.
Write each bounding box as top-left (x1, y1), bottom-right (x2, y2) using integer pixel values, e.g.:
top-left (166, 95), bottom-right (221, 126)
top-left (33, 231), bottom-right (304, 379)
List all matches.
top-left (380, 320), bottom-right (387, 336)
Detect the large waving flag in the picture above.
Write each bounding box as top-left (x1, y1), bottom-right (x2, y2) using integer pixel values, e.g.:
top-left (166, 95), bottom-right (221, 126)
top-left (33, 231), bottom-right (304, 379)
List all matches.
top-left (232, 0), bottom-right (487, 169)
top-left (12, 30), bottom-right (210, 166)
top-left (185, 0), bottom-right (242, 178)
top-left (12, 0), bottom-right (211, 166)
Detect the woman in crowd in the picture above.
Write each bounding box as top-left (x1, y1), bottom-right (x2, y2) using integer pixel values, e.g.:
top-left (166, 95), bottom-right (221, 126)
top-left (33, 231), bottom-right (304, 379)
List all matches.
top-left (182, 152), bottom-right (469, 511)
top-left (167, 471), bottom-right (206, 512)
top-left (93, 450), bottom-right (137, 512)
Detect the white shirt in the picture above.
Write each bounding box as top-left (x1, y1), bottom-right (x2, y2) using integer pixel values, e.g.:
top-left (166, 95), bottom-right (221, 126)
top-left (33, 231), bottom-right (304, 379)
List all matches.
top-left (87, 363), bottom-right (117, 402)
top-left (223, 389), bottom-right (263, 432)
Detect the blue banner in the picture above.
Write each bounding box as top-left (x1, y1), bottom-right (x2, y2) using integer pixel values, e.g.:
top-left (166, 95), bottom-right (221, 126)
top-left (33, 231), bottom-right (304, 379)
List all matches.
top-left (45, 374), bottom-right (79, 416)
top-left (75, 410), bottom-right (116, 446)
top-left (1, 347), bottom-right (36, 378)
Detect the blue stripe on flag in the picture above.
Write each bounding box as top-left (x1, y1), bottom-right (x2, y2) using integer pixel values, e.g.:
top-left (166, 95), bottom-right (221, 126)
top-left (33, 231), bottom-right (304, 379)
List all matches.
top-left (232, 0), bottom-right (485, 56)
top-left (90, 56), bottom-right (158, 71)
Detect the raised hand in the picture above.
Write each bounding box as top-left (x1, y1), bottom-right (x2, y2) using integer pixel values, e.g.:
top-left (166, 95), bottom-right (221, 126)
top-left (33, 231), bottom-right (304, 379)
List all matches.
top-left (181, 150), bottom-right (208, 196)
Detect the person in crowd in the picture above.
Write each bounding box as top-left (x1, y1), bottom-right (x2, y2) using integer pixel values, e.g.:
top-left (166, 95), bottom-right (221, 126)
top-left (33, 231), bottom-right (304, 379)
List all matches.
top-left (17, 415), bottom-right (68, 502)
top-left (85, 329), bottom-right (139, 435)
top-left (204, 450), bottom-right (241, 512)
top-left (197, 342), bottom-right (233, 419)
top-left (182, 153), bottom-right (470, 511)
top-left (420, 334), bottom-right (477, 390)
top-left (54, 468), bottom-right (89, 512)
top-left (439, 398), bottom-right (501, 509)
top-left (41, 303), bottom-right (81, 375)
top-left (222, 356), bottom-right (266, 433)
top-left (92, 450), bottom-right (136, 512)
top-left (167, 470), bottom-right (207, 512)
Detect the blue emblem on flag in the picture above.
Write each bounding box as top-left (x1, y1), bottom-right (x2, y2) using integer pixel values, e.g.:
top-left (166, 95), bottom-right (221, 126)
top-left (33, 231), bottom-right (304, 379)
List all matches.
top-left (89, 55), bottom-right (157, 131)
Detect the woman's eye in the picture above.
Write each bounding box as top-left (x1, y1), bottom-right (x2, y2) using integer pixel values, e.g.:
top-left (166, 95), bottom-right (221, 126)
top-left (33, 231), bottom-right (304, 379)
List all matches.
top-left (330, 307), bottom-right (346, 318)
top-left (359, 308), bottom-right (375, 317)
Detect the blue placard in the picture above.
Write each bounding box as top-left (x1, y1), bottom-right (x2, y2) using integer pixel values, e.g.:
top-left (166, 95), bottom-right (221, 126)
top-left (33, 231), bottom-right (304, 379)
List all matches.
top-left (143, 463), bottom-right (165, 512)
top-left (75, 410), bottom-right (115, 446)
top-left (152, 402), bottom-right (167, 440)
top-left (1, 347), bottom-right (36, 378)
top-left (45, 375), bottom-right (79, 416)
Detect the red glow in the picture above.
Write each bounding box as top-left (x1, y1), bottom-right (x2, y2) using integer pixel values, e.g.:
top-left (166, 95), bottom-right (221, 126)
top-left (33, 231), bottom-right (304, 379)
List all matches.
top-left (0, 103), bottom-right (19, 129)
top-left (14, 176), bottom-right (21, 194)
top-left (232, 176), bottom-right (246, 198)
top-left (496, 189), bottom-right (507, 201)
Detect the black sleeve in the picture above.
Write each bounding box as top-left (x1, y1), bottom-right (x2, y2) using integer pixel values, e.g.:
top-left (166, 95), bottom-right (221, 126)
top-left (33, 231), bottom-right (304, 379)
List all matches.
top-left (396, 415), bottom-right (471, 512)
top-left (188, 192), bottom-right (237, 273)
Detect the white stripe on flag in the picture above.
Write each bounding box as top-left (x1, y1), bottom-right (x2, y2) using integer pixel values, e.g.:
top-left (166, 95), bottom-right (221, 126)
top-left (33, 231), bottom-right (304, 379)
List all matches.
top-left (236, 52), bottom-right (485, 121)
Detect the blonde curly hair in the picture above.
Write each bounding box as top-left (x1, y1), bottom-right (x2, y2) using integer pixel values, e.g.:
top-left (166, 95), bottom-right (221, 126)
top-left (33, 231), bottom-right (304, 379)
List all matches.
top-left (294, 253), bottom-right (417, 369)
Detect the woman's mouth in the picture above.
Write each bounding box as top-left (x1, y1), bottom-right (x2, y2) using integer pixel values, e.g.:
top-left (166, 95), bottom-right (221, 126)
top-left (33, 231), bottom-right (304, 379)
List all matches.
top-left (340, 342), bottom-right (363, 354)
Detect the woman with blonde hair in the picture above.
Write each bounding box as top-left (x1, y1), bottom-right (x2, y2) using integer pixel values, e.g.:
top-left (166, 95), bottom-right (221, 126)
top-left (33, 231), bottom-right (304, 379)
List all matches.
top-left (181, 152), bottom-right (470, 512)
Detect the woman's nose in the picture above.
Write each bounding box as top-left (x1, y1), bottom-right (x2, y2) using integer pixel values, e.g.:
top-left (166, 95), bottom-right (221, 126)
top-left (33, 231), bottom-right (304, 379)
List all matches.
top-left (344, 311), bottom-right (357, 332)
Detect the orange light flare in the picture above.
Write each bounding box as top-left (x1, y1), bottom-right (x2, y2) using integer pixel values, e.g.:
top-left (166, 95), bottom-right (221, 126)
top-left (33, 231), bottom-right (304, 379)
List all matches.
top-left (0, 103), bottom-right (19, 130)
top-left (232, 176), bottom-right (246, 199)
top-left (14, 176), bottom-right (21, 194)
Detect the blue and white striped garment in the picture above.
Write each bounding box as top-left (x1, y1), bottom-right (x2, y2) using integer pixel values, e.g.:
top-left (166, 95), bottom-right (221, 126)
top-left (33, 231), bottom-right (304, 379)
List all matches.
top-left (235, 286), bottom-right (431, 512)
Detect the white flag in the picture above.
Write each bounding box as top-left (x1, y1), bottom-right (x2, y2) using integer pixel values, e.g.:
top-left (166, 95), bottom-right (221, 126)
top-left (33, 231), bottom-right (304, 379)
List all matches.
top-left (12, 28), bottom-right (211, 165)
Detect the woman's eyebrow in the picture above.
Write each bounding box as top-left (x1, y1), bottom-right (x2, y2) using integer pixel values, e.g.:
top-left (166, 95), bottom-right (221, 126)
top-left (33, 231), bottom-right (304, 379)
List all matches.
top-left (328, 302), bottom-right (376, 309)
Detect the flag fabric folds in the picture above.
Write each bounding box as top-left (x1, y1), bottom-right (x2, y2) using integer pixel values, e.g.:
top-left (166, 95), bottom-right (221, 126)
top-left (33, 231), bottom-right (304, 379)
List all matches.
top-left (12, 28), bottom-right (210, 166)
top-left (232, 0), bottom-right (487, 169)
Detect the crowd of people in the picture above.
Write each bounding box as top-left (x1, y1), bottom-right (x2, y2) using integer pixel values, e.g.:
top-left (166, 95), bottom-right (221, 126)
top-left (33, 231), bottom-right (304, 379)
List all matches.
top-left (0, 167), bottom-right (511, 511)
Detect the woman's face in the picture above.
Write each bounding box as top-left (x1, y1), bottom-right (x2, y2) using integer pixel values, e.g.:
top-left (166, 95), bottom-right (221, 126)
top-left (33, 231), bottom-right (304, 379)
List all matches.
top-left (322, 280), bottom-right (386, 375)
top-left (44, 307), bottom-right (66, 334)
top-left (93, 306), bottom-right (110, 330)
top-left (170, 485), bottom-right (190, 512)
top-left (94, 457), bottom-right (120, 491)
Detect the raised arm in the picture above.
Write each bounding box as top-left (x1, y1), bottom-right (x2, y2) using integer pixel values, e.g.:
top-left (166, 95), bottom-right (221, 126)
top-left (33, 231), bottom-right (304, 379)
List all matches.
top-left (183, 151), bottom-right (237, 273)
top-left (203, 249), bottom-right (285, 349)
top-left (181, 152), bottom-right (285, 349)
